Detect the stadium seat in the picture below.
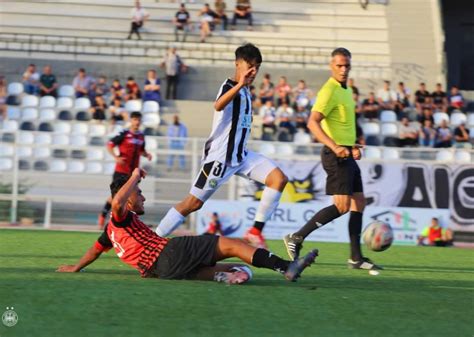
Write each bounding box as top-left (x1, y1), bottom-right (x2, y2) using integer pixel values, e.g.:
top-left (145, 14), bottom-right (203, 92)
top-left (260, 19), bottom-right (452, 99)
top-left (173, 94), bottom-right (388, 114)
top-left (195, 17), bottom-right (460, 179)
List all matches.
top-left (380, 110), bottom-right (397, 123)
top-left (33, 147), bottom-right (51, 158)
top-left (50, 160), bottom-right (67, 172)
top-left (125, 100), bottom-right (142, 113)
top-left (38, 122), bottom-right (54, 132)
top-left (18, 132), bottom-right (34, 144)
top-left (74, 97), bottom-right (91, 110)
top-left (86, 162), bottom-right (103, 174)
top-left (35, 133), bottom-right (52, 144)
top-left (16, 146), bottom-right (33, 158)
top-left (2, 120), bottom-right (18, 132)
top-left (145, 137), bottom-right (158, 151)
top-left (450, 112), bottom-right (467, 127)
top-left (39, 108), bottom-right (56, 122)
top-left (18, 159), bottom-right (31, 171)
top-left (362, 122), bottom-right (380, 136)
top-left (454, 150), bottom-right (471, 163)
top-left (433, 112), bottom-right (449, 126)
top-left (53, 134), bottom-right (70, 146)
top-left (0, 158), bottom-right (13, 171)
top-left (435, 150), bottom-right (454, 162)
top-left (363, 147), bottom-right (382, 159)
top-left (1, 133), bottom-right (15, 143)
top-left (7, 106), bottom-right (21, 120)
top-left (54, 122), bottom-right (72, 134)
top-left (90, 136), bottom-right (105, 146)
top-left (89, 124), bottom-right (106, 137)
top-left (277, 144), bottom-right (294, 155)
top-left (58, 110), bottom-right (73, 121)
top-left (58, 85), bottom-right (75, 97)
top-left (20, 121), bottom-right (36, 131)
top-left (33, 160), bottom-right (49, 171)
top-left (21, 107), bottom-right (39, 121)
top-left (71, 123), bottom-right (89, 135)
top-left (142, 101), bottom-right (159, 114)
top-left (468, 113), bottom-right (474, 126)
top-left (0, 144), bottom-right (14, 156)
top-left (382, 148), bottom-right (400, 160)
top-left (7, 82), bottom-right (24, 96)
top-left (86, 148), bottom-right (104, 160)
top-left (21, 95), bottom-right (39, 108)
top-left (76, 111), bottom-right (92, 121)
top-left (70, 135), bottom-right (87, 147)
top-left (39, 95), bottom-right (56, 109)
top-left (68, 161), bottom-right (85, 173)
top-left (57, 97), bottom-right (74, 110)
top-left (259, 143), bottom-right (276, 156)
top-left (142, 113), bottom-right (160, 128)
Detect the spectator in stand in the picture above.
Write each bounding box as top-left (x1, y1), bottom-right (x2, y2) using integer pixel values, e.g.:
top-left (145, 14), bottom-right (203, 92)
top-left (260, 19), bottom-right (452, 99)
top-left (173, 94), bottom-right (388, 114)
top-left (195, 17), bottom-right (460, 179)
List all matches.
top-left (259, 100), bottom-right (276, 133)
top-left (361, 92), bottom-right (380, 120)
top-left (39, 65), bottom-right (58, 97)
top-left (173, 3), bottom-right (191, 42)
top-left (432, 83), bottom-right (448, 112)
top-left (232, 0), bottom-right (253, 30)
top-left (72, 68), bottom-right (94, 98)
top-left (125, 76), bottom-right (142, 101)
top-left (215, 0), bottom-right (228, 30)
top-left (417, 217), bottom-right (453, 247)
top-left (0, 76), bottom-right (6, 120)
top-left (167, 115), bottom-right (188, 171)
top-left (448, 85), bottom-right (464, 113)
top-left (258, 73), bottom-right (275, 105)
top-left (127, 0), bottom-right (149, 40)
top-left (109, 97), bottom-right (129, 124)
top-left (398, 117), bottom-right (418, 147)
top-left (22, 64), bottom-right (40, 95)
top-left (395, 81), bottom-right (411, 114)
top-left (161, 47), bottom-right (187, 100)
top-left (418, 119), bottom-right (436, 147)
top-left (377, 80), bottom-right (397, 111)
top-left (275, 76), bottom-right (292, 107)
top-left (434, 119), bottom-right (453, 148)
top-left (417, 107), bottom-right (434, 124)
top-left (292, 80), bottom-right (313, 109)
top-left (454, 123), bottom-right (471, 148)
top-left (199, 3), bottom-right (218, 43)
top-left (90, 94), bottom-right (107, 121)
top-left (414, 82), bottom-right (431, 113)
top-left (110, 79), bottom-right (125, 103)
top-left (143, 69), bottom-right (161, 104)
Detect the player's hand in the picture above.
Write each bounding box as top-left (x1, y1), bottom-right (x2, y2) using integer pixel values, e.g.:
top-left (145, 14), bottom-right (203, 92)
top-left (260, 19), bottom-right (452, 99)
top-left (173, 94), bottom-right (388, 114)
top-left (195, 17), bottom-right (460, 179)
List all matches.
top-left (115, 156), bottom-right (125, 165)
top-left (145, 153), bottom-right (152, 161)
top-left (333, 145), bottom-right (350, 158)
top-left (56, 265), bottom-right (79, 273)
top-left (352, 144), bottom-right (364, 160)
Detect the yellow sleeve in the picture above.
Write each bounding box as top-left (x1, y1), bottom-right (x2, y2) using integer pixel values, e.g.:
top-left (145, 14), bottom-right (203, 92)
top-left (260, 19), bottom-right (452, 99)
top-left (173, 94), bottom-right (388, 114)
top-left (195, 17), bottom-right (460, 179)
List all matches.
top-left (312, 87), bottom-right (335, 117)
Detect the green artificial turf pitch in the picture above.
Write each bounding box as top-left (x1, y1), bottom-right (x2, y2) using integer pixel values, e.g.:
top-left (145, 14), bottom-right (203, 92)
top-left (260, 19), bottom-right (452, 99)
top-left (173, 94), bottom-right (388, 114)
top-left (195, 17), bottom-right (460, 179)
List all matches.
top-left (0, 229), bottom-right (473, 337)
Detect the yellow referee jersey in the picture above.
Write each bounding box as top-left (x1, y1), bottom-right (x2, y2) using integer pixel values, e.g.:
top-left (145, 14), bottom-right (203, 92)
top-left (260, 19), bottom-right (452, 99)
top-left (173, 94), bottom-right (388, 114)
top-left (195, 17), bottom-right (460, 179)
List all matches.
top-left (312, 77), bottom-right (356, 146)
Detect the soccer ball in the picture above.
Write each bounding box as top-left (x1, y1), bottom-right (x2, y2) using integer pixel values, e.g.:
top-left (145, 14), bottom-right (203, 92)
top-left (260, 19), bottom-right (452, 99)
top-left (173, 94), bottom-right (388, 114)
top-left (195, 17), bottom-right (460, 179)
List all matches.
top-left (362, 221), bottom-right (393, 252)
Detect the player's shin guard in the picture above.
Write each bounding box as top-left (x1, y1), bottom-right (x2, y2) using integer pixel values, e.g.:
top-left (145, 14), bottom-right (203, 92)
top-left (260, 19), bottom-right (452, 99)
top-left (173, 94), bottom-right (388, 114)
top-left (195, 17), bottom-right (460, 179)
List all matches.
top-left (155, 207), bottom-right (185, 237)
top-left (251, 248), bottom-right (289, 274)
top-left (253, 187), bottom-right (281, 230)
top-left (348, 211), bottom-right (363, 261)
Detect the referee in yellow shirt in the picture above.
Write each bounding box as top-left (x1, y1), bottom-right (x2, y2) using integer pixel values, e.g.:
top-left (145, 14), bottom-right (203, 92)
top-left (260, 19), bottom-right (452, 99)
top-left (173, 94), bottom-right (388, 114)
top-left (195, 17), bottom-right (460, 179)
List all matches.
top-left (284, 48), bottom-right (381, 271)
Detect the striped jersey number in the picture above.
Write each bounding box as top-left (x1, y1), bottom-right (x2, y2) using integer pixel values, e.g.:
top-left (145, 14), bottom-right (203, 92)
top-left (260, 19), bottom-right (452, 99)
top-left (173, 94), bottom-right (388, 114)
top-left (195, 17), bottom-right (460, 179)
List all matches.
top-left (110, 231), bottom-right (125, 257)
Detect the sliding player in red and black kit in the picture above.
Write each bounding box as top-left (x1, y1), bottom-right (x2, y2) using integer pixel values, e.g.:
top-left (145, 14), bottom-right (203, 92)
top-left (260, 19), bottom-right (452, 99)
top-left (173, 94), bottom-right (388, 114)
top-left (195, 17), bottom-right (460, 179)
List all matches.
top-left (57, 168), bottom-right (318, 284)
top-left (97, 111), bottom-right (152, 228)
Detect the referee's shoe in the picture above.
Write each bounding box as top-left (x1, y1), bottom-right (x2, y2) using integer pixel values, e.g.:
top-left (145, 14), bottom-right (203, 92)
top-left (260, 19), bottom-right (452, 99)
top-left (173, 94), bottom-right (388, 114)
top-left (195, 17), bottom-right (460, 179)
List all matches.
top-left (348, 257), bottom-right (383, 270)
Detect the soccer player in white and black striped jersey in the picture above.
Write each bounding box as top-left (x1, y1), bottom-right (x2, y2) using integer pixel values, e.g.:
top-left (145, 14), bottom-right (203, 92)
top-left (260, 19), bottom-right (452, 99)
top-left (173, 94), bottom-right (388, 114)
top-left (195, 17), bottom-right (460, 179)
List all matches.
top-left (155, 43), bottom-right (288, 248)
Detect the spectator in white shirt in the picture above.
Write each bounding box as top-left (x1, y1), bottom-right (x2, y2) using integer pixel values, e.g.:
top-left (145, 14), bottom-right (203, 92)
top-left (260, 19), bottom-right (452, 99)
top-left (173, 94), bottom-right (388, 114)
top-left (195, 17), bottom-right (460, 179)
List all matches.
top-left (127, 0), bottom-right (149, 40)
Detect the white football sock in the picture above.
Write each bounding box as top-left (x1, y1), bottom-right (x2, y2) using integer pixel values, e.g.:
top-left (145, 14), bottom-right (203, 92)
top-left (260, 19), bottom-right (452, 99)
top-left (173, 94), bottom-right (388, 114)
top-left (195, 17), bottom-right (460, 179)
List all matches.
top-left (155, 207), bottom-right (185, 237)
top-left (255, 187), bottom-right (282, 223)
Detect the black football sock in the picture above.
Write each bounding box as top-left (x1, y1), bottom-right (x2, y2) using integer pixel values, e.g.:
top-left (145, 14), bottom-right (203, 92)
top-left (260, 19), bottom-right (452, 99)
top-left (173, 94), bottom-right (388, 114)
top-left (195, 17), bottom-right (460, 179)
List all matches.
top-left (251, 248), bottom-right (289, 274)
top-left (101, 201), bottom-right (112, 217)
top-left (252, 221), bottom-right (265, 231)
top-left (349, 211), bottom-right (363, 261)
top-left (294, 205), bottom-right (341, 239)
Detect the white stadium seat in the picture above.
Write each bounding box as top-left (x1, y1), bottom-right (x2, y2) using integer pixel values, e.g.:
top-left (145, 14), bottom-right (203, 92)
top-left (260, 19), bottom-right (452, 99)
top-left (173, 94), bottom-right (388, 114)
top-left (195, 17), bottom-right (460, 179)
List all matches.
top-left (21, 95), bottom-right (39, 108)
top-left (259, 143), bottom-right (276, 156)
top-left (362, 122), bottom-right (380, 136)
top-left (68, 161), bottom-right (85, 173)
top-left (70, 135), bottom-right (87, 146)
top-left (363, 147), bottom-right (382, 159)
top-left (89, 124), bottom-right (106, 137)
top-left (7, 82), bottom-right (24, 96)
top-left (277, 144), bottom-right (294, 156)
top-left (433, 112), bottom-right (449, 126)
top-left (74, 97), bottom-right (91, 110)
top-left (86, 162), bottom-right (103, 174)
top-left (58, 85), bottom-right (75, 97)
top-left (54, 122), bottom-right (71, 134)
top-left (18, 132), bottom-right (35, 144)
top-left (142, 113), bottom-right (160, 128)
top-left (450, 112), bottom-right (467, 127)
top-left (21, 108), bottom-right (39, 121)
top-left (71, 123), bottom-right (89, 135)
top-left (39, 95), bottom-right (56, 109)
top-left (7, 106), bottom-right (21, 120)
top-left (86, 148), bottom-right (104, 160)
top-left (435, 150), bottom-right (454, 162)
top-left (2, 120), bottom-right (18, 132)
top-left (0, 158), bottom-right (13, 170)
top-left (381, 123), bottom-right (398, 136)
top-left (33, 147), bottom-right (51, 158)
top-left (380, 110), bottom-right (397, 123)
top-left (382, 148), bottom-right (400, 160)
top-left (125, 100), bottom-right (142, 113)
top-left (454, 150), bottom-right (471, 163)
top-left (142, 101), bottom-right (159, 114)
top-left (17, 146), bottom-right (33, 157)
top-left (0, 144), bottom-right (14, 156)
top-left (50, 160), bottom-right (67, 172)
top-left (53, 134), bottom-right (70, 145)
top-left (56, 97), bottom-right (74, 110)
top-left (39, 109), bottom-right (56, 122)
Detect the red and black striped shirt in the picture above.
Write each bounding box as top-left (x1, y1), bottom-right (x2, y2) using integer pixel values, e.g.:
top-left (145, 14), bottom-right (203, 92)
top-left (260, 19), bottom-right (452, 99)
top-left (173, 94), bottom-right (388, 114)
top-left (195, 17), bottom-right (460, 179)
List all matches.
top-left (107, 130), bottom-right (146, 175)
top-left (95, 211), bottom-right (168, 276)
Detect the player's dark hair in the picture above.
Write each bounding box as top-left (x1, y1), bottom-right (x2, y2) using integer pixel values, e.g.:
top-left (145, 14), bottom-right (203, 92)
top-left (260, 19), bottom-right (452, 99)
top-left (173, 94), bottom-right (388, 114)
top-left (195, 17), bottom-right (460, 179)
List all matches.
top-left (110, 176), bottom-right (130, 197)
top-left (235, 43), bottom-right (262, 64)
top-left (130, 111), bottom-right (142, 119)
top-left (331, 47), bottom-right (351, 58)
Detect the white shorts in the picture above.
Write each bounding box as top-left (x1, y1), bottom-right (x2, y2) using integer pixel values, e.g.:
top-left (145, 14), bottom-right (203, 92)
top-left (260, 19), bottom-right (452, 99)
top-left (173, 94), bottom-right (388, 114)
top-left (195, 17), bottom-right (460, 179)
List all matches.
top-left (190, 151), bottom-right (278, 202)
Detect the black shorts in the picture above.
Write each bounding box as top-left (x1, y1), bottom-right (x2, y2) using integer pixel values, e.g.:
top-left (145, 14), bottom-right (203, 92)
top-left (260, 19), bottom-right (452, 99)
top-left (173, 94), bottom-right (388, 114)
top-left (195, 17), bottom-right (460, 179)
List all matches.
top-left (321, 146), bottom-right (363, 195)
top-left (148, 235), bottom-right (219, 280)
top-left (112, 172), bottom-right (130, 182)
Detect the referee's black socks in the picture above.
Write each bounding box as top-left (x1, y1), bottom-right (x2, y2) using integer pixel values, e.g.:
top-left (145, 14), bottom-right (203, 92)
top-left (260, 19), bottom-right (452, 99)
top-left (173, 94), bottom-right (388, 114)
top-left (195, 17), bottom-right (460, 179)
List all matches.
top-left (251, 248), bottom-right (289, 273)
top-left (294, 205), bottom-right (341, 238)
top-left (348, 211), bottom-right (363, 261)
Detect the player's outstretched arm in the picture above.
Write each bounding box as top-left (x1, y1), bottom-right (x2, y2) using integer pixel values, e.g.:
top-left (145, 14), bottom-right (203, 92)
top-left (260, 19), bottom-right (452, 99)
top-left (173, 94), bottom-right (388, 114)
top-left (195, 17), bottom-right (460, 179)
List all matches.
top-left (56, 245), bottom-right (103, 272)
